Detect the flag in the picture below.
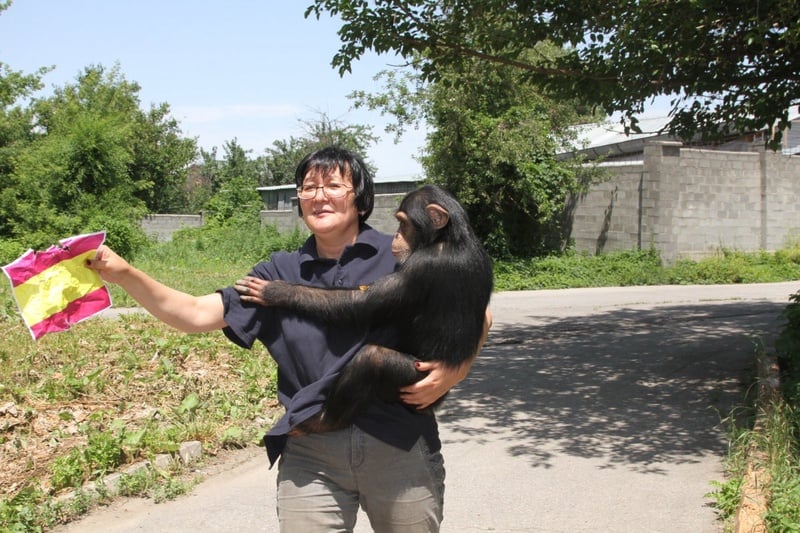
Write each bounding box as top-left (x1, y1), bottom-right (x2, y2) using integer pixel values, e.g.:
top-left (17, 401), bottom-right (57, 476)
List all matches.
top-left (2, 231), bottom-right (112, 340)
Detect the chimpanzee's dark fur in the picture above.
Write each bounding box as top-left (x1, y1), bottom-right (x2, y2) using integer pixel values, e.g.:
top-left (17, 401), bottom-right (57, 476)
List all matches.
top-left (262, 185), bottom-right (493, 428)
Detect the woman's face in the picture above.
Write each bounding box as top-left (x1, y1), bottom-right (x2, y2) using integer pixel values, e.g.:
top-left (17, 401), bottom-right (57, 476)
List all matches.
top-left (299, 166), bottom-right (360, 239)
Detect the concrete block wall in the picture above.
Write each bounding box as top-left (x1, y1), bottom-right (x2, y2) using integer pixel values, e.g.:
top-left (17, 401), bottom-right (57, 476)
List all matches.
top-left (650, 144), bottom-right (763, 259)
top-left (765, 152), bottom-right (800, 249)
top-left (567, 163), bottom-right (643, 254)
top-left (259, 193), bottom-right (405, 236)
top-left (140, 214), bottom-right (204, 242)
top-left (569, 141), bottom-right (800, 263)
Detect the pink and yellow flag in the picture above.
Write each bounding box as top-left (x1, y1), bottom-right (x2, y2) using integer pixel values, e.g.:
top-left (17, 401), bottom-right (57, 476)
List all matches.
top-left (2, 231), bottom-right (112, 340)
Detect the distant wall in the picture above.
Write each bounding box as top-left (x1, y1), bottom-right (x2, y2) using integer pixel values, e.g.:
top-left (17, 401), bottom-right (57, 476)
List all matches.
top-left (568, 141), bottom-right (800, 263)
top-left (139, 194), bottom-right (405, 244)
top-left (140, 214), bottom-right (204, 242)
top-left (145, 147), bottom-right (800, 264)
top-left (259, 193), bottom-right (405, 235)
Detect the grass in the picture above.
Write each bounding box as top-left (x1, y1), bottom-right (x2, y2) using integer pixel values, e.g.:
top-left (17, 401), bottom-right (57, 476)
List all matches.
top-left (493, 247), bottom-right (800, 291)
top-left (0, 310), bottom-right (279, 531)
top-left (2, 227), bottom-right (800, 530)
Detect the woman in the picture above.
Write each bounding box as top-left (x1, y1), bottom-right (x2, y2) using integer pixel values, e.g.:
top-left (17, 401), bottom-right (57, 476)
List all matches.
top-left (88, 146), bottom-right (489, 532)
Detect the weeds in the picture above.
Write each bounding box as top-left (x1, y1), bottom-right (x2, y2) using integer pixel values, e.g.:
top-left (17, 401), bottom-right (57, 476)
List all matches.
top-left (492, 246), bottom-right (800, 291)
top-left (0, 310), bottom-right (277, 530)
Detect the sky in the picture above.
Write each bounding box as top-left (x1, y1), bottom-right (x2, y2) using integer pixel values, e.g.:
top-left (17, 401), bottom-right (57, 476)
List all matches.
top-left (0, 1), bottom-right (426, 179)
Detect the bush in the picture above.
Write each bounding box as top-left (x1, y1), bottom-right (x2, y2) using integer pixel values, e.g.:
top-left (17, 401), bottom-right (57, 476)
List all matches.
top-left (0, 239), bottom-right (26, 266)
top-left (493, 248), bottom-right (665, 291)
top-left (83, 216), bottom-right (152, 261)
top-left (776, 291), bottom-right (800, 405)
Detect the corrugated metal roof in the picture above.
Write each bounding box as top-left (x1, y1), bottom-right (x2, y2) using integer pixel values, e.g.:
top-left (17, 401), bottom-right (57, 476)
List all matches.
top-left (572, 115), bottom-right (673, 151)
top-left (561, 111), bottom-right (800, 160)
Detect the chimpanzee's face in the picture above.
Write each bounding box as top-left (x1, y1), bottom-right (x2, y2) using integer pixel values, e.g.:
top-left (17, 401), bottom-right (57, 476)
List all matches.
top-left (391, 211), bottom-right (413, 263)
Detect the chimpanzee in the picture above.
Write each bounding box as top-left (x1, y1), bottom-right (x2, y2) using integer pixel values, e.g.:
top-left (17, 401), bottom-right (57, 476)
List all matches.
top-left (236, 185), bottom-right (493, 429)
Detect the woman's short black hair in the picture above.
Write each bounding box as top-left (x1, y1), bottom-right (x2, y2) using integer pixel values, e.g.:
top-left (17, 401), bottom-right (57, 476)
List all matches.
top-left (294, 146), bottom-right (375, 223)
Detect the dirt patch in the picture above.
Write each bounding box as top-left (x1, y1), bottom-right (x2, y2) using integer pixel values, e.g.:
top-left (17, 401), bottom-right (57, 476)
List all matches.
top-left (733, 352), bottom-right (782, 533)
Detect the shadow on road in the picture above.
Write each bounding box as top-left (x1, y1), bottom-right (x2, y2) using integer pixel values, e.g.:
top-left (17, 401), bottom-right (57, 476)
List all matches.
top-left (440, 300), bottom-right (786, 473)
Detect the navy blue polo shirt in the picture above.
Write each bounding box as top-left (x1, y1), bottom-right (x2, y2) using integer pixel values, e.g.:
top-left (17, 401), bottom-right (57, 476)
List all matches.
top-left (217, 225), bottom-right (440, 465)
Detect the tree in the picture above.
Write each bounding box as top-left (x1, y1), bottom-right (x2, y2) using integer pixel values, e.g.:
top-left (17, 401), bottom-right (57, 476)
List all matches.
top-left (263, 111), bottom-right (379, 184)
top-left (128, 102), bottom-right (197, 213)
top-left (353, 52), bottom-right (595, 257)
top-left (307, 0), bottom-right (800, 148)
top-left (198, 139), bottom-right (265, 226)
top-left (197, 139), bottom-right (267, 193)
top-left (2, 64), bottom-right (196, 254)
top-left (0, 61), bottom-right (49, 237)
top-left (189, 113), bottom-right (380, 226)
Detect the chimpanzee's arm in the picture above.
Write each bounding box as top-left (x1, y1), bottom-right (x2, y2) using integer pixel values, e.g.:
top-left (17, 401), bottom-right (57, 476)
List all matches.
top-left (235, 272), bottom-right (413, 327)
top-left (261, 280), bottom-right (368, 324)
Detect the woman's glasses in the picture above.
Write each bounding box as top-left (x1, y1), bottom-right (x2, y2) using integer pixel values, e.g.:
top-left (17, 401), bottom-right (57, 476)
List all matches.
top-left (297, 183), bottom-right (353, 200)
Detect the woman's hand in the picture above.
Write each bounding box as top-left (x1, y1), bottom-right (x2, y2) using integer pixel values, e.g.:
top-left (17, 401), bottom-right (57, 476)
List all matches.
top-left (399, 359), bottom-right (472, 410)
top-left (85, 245), bottom-right (133, 285)
top-left (399, 308), bottom-right (491, 410)
top-left (234, 276), bottom-right (271, 306)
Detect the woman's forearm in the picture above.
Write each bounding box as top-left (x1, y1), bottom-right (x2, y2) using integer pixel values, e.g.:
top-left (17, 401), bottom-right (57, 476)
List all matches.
top-left (87, 245), bottom-right (226, 333)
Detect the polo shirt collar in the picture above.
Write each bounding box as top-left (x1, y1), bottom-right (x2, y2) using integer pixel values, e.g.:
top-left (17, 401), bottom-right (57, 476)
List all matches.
top-left (298, 223), bottom-right (383, 264)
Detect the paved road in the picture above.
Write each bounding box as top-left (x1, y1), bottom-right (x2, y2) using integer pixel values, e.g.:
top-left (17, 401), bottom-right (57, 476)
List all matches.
top-left (54, 282), bottom-right (798, 532)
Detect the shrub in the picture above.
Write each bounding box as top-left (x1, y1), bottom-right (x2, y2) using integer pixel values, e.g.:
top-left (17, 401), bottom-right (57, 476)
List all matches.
top-left (0, 239), bottom-right (26, 266)
top-left (83, 216), bottom-right (151, 261)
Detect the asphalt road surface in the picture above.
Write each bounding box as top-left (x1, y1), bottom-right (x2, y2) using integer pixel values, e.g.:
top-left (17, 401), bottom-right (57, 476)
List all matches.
top-left (54, 282), bottom-right (798, 532)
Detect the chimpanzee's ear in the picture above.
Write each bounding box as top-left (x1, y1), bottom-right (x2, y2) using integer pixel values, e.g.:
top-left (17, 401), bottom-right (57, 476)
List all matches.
top-left (426, 204), bottom-right (450, 230)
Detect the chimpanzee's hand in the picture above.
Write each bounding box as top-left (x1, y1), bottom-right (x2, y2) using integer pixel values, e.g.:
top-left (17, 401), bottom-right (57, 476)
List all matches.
top-left (233, 276), bottom-right (271, 306)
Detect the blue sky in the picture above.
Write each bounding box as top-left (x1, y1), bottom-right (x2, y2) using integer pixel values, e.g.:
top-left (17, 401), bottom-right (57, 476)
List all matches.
top-left (0, 1), bottom-right (425, 179)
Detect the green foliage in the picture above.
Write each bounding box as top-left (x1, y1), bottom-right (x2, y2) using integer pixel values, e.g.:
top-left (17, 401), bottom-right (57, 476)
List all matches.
top-left (263, 112), bottom-right (380, 184)
top-left (709, 287), bottom-right (800, 530)
top-left (493, 247), bottom-right (800, 292)
top-left (706, 478), bottom-right (743, 520)
top-left (0, 64), bottom-right (196, 249)
top-left (204, 175), bottom-right (263, 227)
top-left (760, 402), bottom-right (800, 533)
top-left (128, 103), bottom-right (197, 213)
top-left (776, 291), bottom-right (800, 405)
top-left (84, 214), bottom-right (152, 261)
top-left (351, 49), bottom-right (599, 257)
top-left (668, 249), bottom-right (800, 286)
top-left (766, 474), bottom-right (800, 532)
top-left (190, 112), bottom-right (379, 211)
top-left (198, 139), bottom-right (267, 194)
top-left (0, 239), bottom-right (25, 265)
top-left (49, 449), bottom-right (86, 491)
top-left (308, 0), bottom-right (800, 149)
top-left (494, 248), bottom-right (665, 290)
top-left (0, 486), bottom-right (44, 533)
top-left (49, 426), bottom-right (126, 491)
top-left (118, 467), bottom-right (190, 503)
